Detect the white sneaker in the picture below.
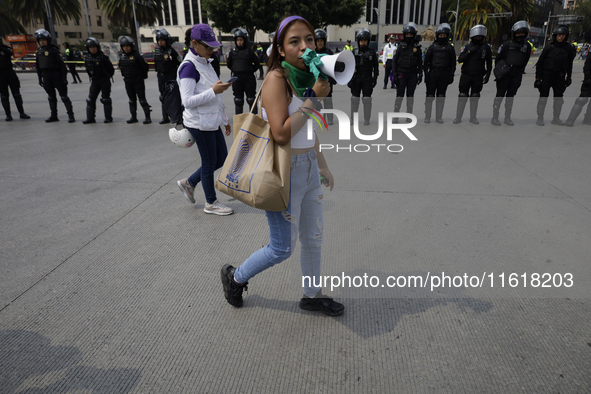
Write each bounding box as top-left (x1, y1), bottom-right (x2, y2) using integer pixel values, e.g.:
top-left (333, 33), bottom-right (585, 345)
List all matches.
top-left (204, 200), bottom-right (234, 216)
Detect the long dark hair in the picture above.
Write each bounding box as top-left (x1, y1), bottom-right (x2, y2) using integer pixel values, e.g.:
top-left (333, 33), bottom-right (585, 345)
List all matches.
top-left (267, 16), bottom-right (315, 74)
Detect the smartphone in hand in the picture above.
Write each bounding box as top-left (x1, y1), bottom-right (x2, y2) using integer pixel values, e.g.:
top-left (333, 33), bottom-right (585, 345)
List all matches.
top-left (227, 76), bottom-right (238, 83)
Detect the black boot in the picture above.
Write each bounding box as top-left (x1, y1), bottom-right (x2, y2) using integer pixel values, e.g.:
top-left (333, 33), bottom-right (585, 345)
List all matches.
top-left (503, 97), bottom-right (514, 126)
top-left (362, 97), bottom-right (372, 125)
top-left (61, 96), bottom-right (75, 123)
top-left (491, 97), bottom-right (502, 126)
top-left (435, 96), bottom-right (445, 124)
top-left (393, 97), bottom-right (403, 122)
top-left (324, 97), bottom-right (334, 125)
top-left (583, 101), bottom-right (591, 125)
top-left (140, 100), bottom-right (151, 124)
top-left (13, 94), bottom-right (30, 119)
top-left (234, 97), bottom-right (244, 115)
top-left (404, 97), bottom-right (414, 123)
top-left (536, 97), bottom-right (547, 126)
top-left (127, 102), bottom-right (138, 123)
top-left (246, 97), bottom-right (257, 115)
top-left (102, 98), bottom-right (113, 123)
top-left (350, 97), bottom-right (360, 125)
top-left (453, 95), bottom-right (468, 124)
top-left (565, 97), bottom-right (589, 127)
top-left (551, 97), bottom-right (565, 125)
top-left (159, 104), bottom-right (170, 124)
top-left (83, 98), bottom-right (96, 124)
top-left (1, 94), bottom-right (11, 121)
top-left (46, 98), bottom-right (59, 122)
top-left (469, 96), bottom-right (480, 124)
top-left (424, 96), bottom-right (434, 123)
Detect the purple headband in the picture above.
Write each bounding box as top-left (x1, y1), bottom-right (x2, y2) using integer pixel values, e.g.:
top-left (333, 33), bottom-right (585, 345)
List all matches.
top-left (277, 16), bottom-right (308, 39)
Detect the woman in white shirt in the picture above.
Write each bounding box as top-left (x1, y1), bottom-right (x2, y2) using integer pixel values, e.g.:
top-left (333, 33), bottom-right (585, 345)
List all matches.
top-left (176, 24), bottom-right (234, 216)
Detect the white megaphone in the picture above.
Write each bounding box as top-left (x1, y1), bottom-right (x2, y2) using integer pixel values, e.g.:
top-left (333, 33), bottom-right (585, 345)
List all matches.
top-left (319, 50), bottom-right (355, 85)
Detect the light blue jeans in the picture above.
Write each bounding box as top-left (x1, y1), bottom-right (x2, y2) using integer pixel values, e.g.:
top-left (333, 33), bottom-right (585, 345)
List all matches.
top-left (234, 150), bottom-right (324, 297)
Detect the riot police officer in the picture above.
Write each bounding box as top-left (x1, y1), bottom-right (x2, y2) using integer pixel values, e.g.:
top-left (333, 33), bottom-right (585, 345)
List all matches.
top-left (315, 28), bottom-right (335, 125)
top-left (82, 37), bottom-right (115, 124)
top-left (423, 23), bottom-right (456, 124)
top-left (491, 21), bottom-right (532, 126)
top-left (226, 28), bottom-right (260, 115)
top-left (63, 42), bottom-right (82, 84)
top-left (153, 28), bottom-right (182, 124)
top-left (118, 36), bottom-right (151, 124)
top-left (348, 28), bottom-right (379, 125)
top-left (534, 25), bottom-right (576, 126)
top-left (35, 29), bottom-right (75, 123)
top-left (565, 49), bottom-right (591, 126)
top-left (0, 38), bottom-right (30, 121)
top-left (392, 22), bottom-right (422, 122)
top-left (453, 25), bottom-right (492, 124)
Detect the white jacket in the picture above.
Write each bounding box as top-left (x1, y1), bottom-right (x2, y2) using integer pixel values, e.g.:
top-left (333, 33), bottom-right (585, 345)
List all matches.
top-left (381, 42), bottom-right (397, 64)
top-left (177, 50), bottom-right (228, 131)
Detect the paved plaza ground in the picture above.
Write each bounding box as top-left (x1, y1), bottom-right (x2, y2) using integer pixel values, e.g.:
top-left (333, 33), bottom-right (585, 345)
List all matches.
top-left (1, 59), bottom-right (590, 393)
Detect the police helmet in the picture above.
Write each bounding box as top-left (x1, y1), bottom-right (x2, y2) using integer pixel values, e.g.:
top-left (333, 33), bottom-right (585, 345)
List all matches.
top-left (85, 37), bottom-right (100, 50)
top-left (315, 28), bottom-right (327, 43)
top-left (552, 25), bottom-right (570, 42)
top-left (436, 23), bottom-right (452, 36)
top-left (469, 25), bottom-right (487, 39)
top-left (119, 36), bottom-right (136, 51)
top-left (511, 21), bottom-right (530, 40)
top-left (402, 22), bottom-right (418, 36)
top-left (356, 28), bottom-right (372, 46)
top-left (35, 29), bottom-right (52, 44)
top-left (153, 28), bottom-right (171, 45)
top-left (232, 28), bottom-right (248, 44)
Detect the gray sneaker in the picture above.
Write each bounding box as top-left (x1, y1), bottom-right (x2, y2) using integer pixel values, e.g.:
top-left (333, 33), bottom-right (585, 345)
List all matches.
top-left (177, 178), bottom-right (195, 204)
top-left (204, 200), bottom-right (233, 216)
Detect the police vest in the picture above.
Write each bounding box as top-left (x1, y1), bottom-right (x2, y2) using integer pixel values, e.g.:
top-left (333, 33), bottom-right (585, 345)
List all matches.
top-left (154, 47), bottom-right (178, 75)
top-left (316, 47), bottom-right (334, 56)
top-left (85, 52), bottom-right (109, 79)
top-left (462, 44), bottom-right (489, 74)
top-left (36, 45), bottom-right (61, 72)
top-left (542, 43), bottom-right (571, 72)
top-left (396, 43), bottom-right (420, 72)
top-left (505, 41), bottom-right (530, 68)
top-left (230, 47), bottom-right (254, 74)
top-left (0, 45), bottom-right (13, 71)
top-left (119, 51), bottom-right (141, 79)
top-left (353, 48), bottom-right (375, 77)
top-left (430, 43), bottom-right (453, 69)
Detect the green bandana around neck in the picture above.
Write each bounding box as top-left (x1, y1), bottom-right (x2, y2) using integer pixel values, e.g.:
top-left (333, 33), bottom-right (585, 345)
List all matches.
top-left (281, 60), bottom-right (316, 97)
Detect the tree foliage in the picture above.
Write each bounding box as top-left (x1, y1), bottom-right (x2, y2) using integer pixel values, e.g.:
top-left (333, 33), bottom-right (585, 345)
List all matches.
top-left (572, 0), bottom-right (591, 42)
top-left (99, 0), bottom-right (164, 46)
top-left (0, 1), bottom-right (26, 36)
top-left (448, 0), bottom-right (510, 42)
top-left (202, 0), bottom-right (365, 40)
top-left (8, 0), bottom-right (81, 30)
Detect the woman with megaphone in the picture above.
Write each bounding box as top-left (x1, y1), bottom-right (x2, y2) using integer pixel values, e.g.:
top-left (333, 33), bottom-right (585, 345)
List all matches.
top-left (220, 15), bottom-right (345, 317)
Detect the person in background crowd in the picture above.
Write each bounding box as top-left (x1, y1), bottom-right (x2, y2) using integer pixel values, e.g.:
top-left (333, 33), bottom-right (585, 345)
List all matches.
top-left (391, 22), bottom-right (422, 123)
top-left (82, 37), bottom-right (115, 124)
top-left (348, 28), bottom-right (379, 125)
top-left (565, 47), bottom-right (591, 126)
top-left (63, 42), bottom-right (82, 84)
top-left (381, 35), bottom-right (397, 89)
top-left (534, 25), bottom-right (576, 126)
top-left (255, 42), bottom-right (265, 80)
top-left (152, 28), bottom-right (182, 124)
top-left (344, 39), bottom-right (354, 51)
top-left (35, 29), bottom-right (75, 123)
top-left (0, 37), bottom-right (30, 121)
top-left (314, 28), bottom-right (335, 125)
top-left (118, 36), bottom-right (151, 124)
top-left (226, 28), bottom-right (260, 115)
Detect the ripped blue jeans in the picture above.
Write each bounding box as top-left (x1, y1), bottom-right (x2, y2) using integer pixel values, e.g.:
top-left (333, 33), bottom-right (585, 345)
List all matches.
top-left (234, 149), bottom-right (324, 297)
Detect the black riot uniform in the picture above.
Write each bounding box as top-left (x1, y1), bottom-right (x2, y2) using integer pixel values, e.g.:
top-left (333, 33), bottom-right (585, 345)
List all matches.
top-left (315, 28), bottom-right (336, 125)
top-left (35, 29), bottom-right (75, 123)
top-left (63, 42), bottom-right (82, 83)
top-left (491, 21), bottom-right (531, 126)
top-left (423, 23), bottom-right (456, 124)
top-left (453, 25), bottom-right (492, 124)
top-left (118, 36), bottom-right (151, 124)
top-left (566, 52), bottom-right (591, 126)
top-left (348, 28), bottom-right (379, 125)
top-left (0, 41), bottom-right (30, 121)
top-left (227, 28), bottom-right (260, 115)
top-left (534, 25), bottom-right (576, 126)
top-left (82, 37), bottom-right (115, 124)
top-left (392, 22), bottom-right (422, 121)
top-left (153, 28), bottom-right (182, 124)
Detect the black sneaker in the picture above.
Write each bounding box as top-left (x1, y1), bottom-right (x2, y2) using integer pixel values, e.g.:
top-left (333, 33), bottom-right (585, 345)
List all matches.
top-left (299, 292), bottom-right (344, 316)
top-left (221, 264), bottom-right (248, 307)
